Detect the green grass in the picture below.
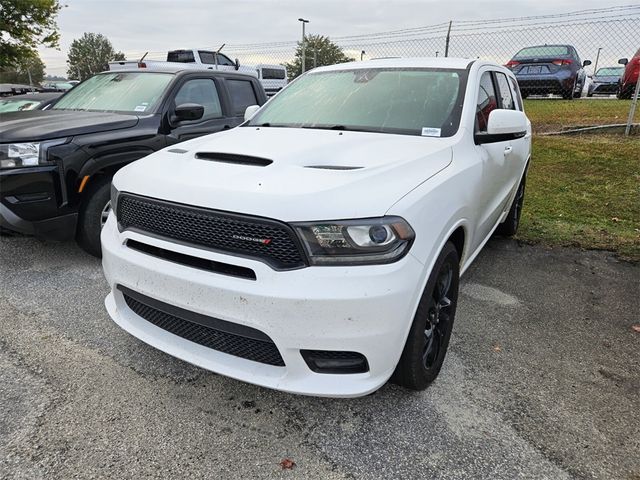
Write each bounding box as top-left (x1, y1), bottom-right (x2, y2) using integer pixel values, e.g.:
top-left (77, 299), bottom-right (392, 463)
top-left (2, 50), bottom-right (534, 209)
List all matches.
top-left (518, 135), bottom-right (640, 260)
top-left (524, 99), bottom-right (635, 133)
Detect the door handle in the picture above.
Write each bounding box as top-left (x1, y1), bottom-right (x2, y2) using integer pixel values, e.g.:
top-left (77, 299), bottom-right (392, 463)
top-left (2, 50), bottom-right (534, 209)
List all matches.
top-left (504, 146), bottom-right (513, 156)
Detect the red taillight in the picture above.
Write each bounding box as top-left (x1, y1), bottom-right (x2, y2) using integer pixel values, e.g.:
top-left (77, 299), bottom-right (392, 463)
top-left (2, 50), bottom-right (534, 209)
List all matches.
top-left (137, 62), bottom-right (147, 68)
top-left (552, 59), bottom-right (573, 66)
top-left (505, 60), bottom-right (520, 68)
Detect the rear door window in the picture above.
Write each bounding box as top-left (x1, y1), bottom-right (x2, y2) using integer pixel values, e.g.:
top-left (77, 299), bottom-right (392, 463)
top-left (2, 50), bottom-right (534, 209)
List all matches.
top-left (476, 72), bottom-right (498, 132)
top-left (227, 79), bottom-right (258, 115)
top-left (495, 72), bottom-right (516, 110)
top-left (174, 79), bottom-right (223, 120)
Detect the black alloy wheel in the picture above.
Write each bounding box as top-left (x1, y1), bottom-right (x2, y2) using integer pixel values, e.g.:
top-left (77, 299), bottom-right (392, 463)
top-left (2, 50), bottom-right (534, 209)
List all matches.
top-left (392, 241), bottom-right (460, 390)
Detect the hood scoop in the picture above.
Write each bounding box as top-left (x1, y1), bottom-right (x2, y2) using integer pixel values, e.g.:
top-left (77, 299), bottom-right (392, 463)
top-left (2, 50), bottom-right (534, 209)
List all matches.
top-left (195, 152), bottom-right (273, 167)
top-left (305, 165), bottom-right (363, 171)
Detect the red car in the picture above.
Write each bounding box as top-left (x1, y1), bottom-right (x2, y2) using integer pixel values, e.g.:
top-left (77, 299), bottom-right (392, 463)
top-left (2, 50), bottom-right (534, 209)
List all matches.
top-left (618, 48), bottom-right (640, 99)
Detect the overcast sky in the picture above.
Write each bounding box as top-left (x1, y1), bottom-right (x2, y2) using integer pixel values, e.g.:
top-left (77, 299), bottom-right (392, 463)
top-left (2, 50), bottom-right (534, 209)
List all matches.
top-left (39, 0), bottom-right (632, 76)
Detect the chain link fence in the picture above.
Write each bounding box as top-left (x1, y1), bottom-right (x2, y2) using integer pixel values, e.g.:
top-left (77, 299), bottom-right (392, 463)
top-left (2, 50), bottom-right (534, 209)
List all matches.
top-left (104, 5), bottom-right (640, 132)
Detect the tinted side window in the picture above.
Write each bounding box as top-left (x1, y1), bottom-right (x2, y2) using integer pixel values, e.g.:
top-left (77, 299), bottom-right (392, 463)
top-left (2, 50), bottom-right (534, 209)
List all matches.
top-left (509, 77), bottom-right (523, 111)
top-left (495, 72), bottom-right (516, 110)
top-left (227, 79), bottom-right (258, 115)
top-left (174, 79), bottom-right (222, 120)
top-left (476, 72), bottom-right (498, 132)
top-left (198, 52), bottom-right (235, 66)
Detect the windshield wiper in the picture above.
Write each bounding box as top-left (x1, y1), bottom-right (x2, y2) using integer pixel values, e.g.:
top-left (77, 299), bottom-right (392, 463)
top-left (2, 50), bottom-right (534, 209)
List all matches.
top-left (301, 125), bottom-right (349, 131)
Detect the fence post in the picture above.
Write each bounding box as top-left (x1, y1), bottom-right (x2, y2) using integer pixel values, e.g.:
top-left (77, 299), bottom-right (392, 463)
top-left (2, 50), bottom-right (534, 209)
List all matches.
top-left (625, 79), bottom-right (640, 136)
top-left (444, 21), bottom-right (453, 57)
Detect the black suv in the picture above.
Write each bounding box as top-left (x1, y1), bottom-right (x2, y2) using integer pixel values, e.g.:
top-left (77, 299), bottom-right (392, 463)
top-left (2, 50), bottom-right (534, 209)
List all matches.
top-left (0, 68), bottom-right (267, 256)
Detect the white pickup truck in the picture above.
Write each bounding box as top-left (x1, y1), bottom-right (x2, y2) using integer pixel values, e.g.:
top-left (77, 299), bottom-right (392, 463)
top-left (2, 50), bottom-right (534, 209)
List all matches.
top-left (109, 49), bottom-right (287, 96)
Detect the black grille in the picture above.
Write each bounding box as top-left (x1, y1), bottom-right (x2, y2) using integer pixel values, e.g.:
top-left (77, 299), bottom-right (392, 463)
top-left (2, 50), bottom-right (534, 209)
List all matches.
top-left (117, 194), bottom-right (306, 270)
top-left (120, 286), bottom-right (285, 367)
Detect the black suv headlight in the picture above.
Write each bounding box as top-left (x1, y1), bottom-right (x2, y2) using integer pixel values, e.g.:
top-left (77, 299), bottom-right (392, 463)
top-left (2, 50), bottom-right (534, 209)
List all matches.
top-left (293, 216), bottom-right (415, 266)
top-left (0, 139), bottom-right (66, 169)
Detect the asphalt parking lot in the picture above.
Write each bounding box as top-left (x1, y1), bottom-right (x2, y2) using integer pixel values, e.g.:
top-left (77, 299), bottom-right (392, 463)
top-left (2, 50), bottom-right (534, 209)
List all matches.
top-left (1, 235), bottom-right (638, 479)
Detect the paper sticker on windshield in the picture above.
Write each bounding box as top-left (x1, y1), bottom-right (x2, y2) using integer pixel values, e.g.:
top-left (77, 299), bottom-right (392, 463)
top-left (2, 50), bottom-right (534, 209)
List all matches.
top-left (421, 127), bottom-right (441, 137)
top-left (134, 105), bottom-right (147, 112)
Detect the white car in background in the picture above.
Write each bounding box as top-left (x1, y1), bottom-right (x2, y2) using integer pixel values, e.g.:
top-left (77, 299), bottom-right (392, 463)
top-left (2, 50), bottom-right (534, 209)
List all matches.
top-left (102, 57), bottom-right (531, 398)
top-left (109, 49), bottom-right (288, 94)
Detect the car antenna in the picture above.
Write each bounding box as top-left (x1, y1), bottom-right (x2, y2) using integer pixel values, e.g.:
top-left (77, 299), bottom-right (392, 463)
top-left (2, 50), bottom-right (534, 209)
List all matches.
top-left (214, 44), bottom-right (226, 69)
top-left (138, 52), bottom-right (148, 68)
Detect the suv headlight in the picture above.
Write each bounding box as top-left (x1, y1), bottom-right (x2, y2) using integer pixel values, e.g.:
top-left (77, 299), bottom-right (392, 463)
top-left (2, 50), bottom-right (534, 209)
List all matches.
top-left (0, 140), bottom-right (66, 169)
top-left (293, 216), bottom-right (415, 266)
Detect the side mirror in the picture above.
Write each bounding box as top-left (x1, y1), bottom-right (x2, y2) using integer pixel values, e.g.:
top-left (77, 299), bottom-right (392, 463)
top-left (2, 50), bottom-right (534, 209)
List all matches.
top-left (235, 58), bottom-right (240, 70)
top-left (582, 60), bottom-right (592, 67)
top-left (174, 103), bottom-right (204, 122)
top-left (244, 104), bottom-right (260, 122)
top-left (475, 109), bottom-right (527, 145)
top-left (618, 58), bottom-right (629, 65)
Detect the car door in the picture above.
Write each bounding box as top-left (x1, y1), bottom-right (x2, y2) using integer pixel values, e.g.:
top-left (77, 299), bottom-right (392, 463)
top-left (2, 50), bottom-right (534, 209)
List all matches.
top-left (165, 77), bottom-right (232, 144)
top-left (473, 70), bottom-right (515, 245)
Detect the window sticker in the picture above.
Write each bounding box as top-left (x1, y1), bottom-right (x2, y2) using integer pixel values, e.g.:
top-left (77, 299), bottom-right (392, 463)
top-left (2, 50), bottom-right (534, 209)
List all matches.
top-left (421, 127), bottom-right (441, 137)
top-left (134, 105), bottom-right (147, 112)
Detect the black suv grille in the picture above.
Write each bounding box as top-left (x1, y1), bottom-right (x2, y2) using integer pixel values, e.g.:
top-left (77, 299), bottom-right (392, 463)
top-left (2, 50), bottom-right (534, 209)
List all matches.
top-left (120, 286), bottom-right (285, 367)
top-left (117, 194), bottom-right (307, 270)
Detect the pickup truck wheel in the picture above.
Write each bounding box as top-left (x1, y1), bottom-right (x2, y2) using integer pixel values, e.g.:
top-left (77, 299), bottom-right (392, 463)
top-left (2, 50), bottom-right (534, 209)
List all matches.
top-left (495, 172), bottom-right (526, 237)
top-left (391, 241), bottom-right (459, 391)
top-left (76, 176), bottom-right (112, 258)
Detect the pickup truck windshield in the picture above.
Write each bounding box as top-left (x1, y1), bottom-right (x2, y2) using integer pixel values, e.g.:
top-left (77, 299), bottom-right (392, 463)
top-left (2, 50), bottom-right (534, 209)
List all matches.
top-left (247, 68), bottom-right (466, 136)
top-left (52, 72), bottom-right (173, 114)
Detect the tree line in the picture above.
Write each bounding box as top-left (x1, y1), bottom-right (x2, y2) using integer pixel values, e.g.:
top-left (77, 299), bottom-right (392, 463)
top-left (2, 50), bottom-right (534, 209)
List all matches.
top-left (1, 0), bottom-right (353, 86)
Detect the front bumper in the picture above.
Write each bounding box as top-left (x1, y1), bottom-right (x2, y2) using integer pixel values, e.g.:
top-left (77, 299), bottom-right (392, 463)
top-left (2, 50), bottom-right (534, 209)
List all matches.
top-left (101, 213), bottom-right (425, 397)
top-left (0, 202), bottom-right (77, 239)
top-left (0, 165), bottom-right (77, 240)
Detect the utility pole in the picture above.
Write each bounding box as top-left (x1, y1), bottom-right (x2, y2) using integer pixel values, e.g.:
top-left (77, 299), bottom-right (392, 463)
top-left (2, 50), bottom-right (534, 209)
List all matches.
top-left (444, 20), bottom-right (453, 57)
top-left (593, 47), bottom-right (602, 74)
top-left (27, 68), bottom-right (33, 86)
top-left (625, 79), bottom-right (640, 136)
top-left (298, 18), bottom-right (309, 74)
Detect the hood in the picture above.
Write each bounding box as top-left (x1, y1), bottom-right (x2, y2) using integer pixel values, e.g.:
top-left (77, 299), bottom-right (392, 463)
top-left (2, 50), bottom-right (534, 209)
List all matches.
top-left (0, 110), bottom-right (140, 142)
top-left (114, 126), bottom-right (454, 221)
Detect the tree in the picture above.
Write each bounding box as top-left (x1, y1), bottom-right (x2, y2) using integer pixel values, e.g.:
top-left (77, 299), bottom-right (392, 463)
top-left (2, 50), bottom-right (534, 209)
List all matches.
top-left (66, 32), bottom-right (126, 80)
top-left (285, 35), bottom-right (354, 80)
top-left (0, 0), bottom-right (62, 68)
top-left (0, 55), bottom-right (46, 85)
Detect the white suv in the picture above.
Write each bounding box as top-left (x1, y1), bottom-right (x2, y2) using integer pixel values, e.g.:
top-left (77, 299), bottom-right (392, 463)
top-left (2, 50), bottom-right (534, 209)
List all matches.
top-left (102, 58), bottom-right (531, 398)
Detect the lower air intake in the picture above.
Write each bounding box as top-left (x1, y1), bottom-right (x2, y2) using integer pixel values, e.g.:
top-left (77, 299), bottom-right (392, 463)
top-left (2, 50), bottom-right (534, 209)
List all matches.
top-left (120, 286), bottom-right (285, 367)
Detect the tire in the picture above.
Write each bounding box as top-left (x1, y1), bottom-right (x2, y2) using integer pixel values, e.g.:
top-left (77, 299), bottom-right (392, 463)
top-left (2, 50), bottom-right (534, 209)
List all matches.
top-left (76, 176), bottom-right (112, 257)
top-left (562, 78), bottom-right (577, 100)
top-left (618, 85), bottom-right (634, 100)
top-left (391, 241), bottom-right (460, 391)
top-left (495, 171), bottom-right (526, 237)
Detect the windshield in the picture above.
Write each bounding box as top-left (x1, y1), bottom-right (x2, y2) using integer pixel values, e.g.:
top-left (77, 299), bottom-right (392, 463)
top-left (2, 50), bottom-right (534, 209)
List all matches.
top-left (595, 67), bottom-right (624, 76)
top-left (514, 46), bottom-right (570, 58)
top-left (247, 68), bottom-right (466, 137)
top-left (52, 72), bottom-right (173, 113)
top-left (0, 98), bottom-right (42, 112)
